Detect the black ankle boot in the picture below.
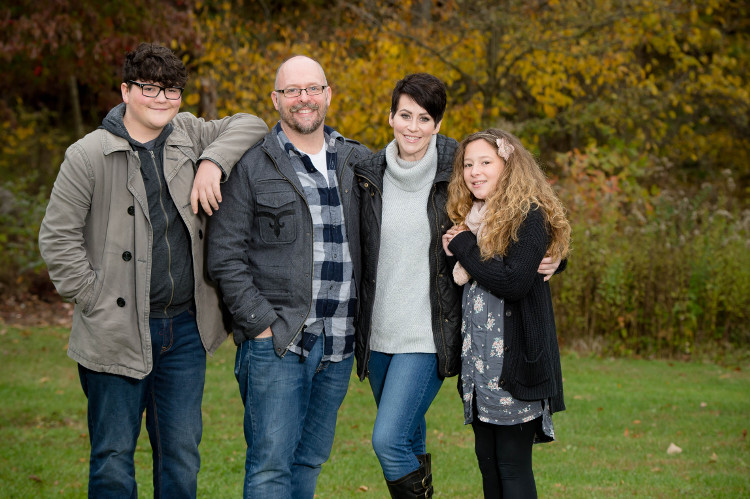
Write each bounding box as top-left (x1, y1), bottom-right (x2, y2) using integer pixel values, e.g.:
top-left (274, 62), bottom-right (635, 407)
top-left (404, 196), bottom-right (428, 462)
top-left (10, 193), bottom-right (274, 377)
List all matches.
top-left (385, 455), bottom-right (434, 499)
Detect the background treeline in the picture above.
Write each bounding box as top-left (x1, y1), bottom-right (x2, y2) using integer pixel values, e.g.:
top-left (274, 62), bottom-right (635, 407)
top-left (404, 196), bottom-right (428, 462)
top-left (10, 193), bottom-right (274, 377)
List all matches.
top-left (1, 0), bottom-right (748, 357)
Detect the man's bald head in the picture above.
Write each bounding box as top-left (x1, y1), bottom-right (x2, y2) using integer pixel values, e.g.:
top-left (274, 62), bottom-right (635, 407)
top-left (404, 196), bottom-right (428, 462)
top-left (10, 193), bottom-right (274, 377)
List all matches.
top-left (274, 56), bottom-right (327, 90)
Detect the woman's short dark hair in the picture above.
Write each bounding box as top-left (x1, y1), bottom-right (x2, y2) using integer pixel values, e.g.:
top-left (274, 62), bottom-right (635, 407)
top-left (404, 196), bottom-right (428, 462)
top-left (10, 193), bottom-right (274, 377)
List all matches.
top-left (123, 43), bottom-right (188, 88)
top-left (390, 73), bottom-right (447, 124)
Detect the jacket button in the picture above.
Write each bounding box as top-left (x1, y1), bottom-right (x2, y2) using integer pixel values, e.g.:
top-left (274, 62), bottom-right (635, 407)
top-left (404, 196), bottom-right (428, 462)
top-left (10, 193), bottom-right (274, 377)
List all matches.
top-left (499, 378), bottom-right (506, 386)
top-left (504, 345), bottom-right (510, 352)
top-left (122, 251), bottom-right (132, 262)
top-left (198, 229), bottom-right (204, 239)
top-left (127, 206), bottom-right (135, 216)
top-left (116, 297), bottom-right (126, 307)
top-left (505, 310), bottom-right (512, 317)
top-left (250, 313), bottom-right (256, 319)
top-left (363, 182), bottom-right (369, 188)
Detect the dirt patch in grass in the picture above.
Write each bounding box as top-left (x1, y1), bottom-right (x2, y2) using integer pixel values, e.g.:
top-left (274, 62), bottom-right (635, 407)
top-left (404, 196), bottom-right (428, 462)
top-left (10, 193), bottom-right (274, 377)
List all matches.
top-left (0, 293), bottom-right (72, 328)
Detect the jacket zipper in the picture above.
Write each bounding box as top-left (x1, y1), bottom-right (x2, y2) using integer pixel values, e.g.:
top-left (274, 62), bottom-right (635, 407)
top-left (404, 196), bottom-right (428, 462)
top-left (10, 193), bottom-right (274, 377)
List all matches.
top-left (429, 182), bottom-right (450, 376)
top-left (356, 171), bottom-right (382, 378)
top-left (150, 150), bottom-right (175, 317)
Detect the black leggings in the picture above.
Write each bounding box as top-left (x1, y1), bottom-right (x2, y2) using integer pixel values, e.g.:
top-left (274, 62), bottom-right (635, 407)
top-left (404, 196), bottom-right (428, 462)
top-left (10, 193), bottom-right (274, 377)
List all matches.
top-left (471, 416), bottom-right (542, 499)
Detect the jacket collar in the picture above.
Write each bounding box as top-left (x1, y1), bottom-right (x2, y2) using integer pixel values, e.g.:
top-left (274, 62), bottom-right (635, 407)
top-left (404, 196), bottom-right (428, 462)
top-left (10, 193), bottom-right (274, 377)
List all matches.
top-left (261, 121), bottom-right (358, 169)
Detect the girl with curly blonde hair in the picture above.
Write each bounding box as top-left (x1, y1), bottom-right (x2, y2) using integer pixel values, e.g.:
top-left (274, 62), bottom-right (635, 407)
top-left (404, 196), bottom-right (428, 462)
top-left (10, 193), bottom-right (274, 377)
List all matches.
top-left (442, 128), bottom-right (570, 498)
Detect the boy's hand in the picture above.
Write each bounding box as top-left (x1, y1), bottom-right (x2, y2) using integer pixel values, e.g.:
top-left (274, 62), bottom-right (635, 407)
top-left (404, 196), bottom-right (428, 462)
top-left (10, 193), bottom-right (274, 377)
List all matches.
top-left (191, 160), bottom-right (223, 215)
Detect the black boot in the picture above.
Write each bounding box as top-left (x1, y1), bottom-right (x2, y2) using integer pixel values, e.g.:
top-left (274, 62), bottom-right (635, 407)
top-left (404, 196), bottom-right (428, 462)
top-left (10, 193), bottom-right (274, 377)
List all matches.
top-left (416, 453), bottom-right (431, 476)
top-left (386, 455), bottom-right (433, 499)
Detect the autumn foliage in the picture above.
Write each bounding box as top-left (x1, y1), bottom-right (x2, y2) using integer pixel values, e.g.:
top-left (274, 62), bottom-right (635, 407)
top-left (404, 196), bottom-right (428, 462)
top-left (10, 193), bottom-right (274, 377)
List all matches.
top-left (1, 0), bottom-right (748, 355)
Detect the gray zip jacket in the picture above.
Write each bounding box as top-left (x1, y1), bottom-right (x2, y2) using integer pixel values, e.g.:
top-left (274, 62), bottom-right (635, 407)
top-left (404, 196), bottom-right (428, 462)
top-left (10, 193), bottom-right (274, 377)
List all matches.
top-left (39, 110), bottom-right (268, 379)
top-left (207, 126), bottom-right (369, 357)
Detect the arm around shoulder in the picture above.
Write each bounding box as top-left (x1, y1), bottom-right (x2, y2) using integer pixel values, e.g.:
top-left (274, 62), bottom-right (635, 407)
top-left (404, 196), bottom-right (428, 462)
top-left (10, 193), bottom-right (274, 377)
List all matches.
top-left (174, 112), bottom-right (268, 180)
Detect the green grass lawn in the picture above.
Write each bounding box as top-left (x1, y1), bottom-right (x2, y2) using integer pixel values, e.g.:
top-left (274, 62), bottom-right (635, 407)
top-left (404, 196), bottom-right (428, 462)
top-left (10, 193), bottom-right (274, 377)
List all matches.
top-left (1, 324), bottom-right (748, 498)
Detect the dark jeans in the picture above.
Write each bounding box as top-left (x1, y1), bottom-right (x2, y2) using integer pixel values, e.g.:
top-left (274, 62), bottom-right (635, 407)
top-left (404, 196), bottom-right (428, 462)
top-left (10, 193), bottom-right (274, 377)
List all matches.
top-left (78, 306), bottom-right (206, 498)
top-left (471, 416), bottom-right (542, 499)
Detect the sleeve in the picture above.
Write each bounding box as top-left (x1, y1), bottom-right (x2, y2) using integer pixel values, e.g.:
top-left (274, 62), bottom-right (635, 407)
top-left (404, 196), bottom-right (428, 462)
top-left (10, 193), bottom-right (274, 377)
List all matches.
top-left (206, 153), bottom-right (279, 339)
top-left (173, 112), bottom-right (269, 180)
top-left (38, 143), bottom-right (97, 305)
top-left (447, 209), bottom-right (549, 301)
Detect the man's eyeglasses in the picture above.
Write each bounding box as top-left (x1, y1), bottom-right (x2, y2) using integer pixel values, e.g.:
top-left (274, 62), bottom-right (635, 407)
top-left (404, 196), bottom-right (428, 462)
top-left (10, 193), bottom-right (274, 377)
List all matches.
top-left (128, 81), bottom-right (184, 100)
top-left (274, 85), bottom-right (328, 98)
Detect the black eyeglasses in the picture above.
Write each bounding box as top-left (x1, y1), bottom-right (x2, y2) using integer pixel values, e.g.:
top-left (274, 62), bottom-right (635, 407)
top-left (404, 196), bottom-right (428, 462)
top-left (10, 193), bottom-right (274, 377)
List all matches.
top-left (128, 81), bottom-right (184, 100)
top-left (274, 85), bottom-right (328, 98)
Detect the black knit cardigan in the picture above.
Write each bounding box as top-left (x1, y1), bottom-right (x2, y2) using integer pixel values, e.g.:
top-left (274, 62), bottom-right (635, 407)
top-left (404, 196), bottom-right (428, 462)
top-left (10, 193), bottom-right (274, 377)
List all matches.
top-left (448, 207), bottom-right (566, 413)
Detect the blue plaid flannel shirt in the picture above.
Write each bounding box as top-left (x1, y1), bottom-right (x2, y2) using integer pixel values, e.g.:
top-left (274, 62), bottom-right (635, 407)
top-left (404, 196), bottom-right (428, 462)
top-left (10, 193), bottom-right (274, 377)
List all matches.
top-left (275, 123), bottom-right (356, 362)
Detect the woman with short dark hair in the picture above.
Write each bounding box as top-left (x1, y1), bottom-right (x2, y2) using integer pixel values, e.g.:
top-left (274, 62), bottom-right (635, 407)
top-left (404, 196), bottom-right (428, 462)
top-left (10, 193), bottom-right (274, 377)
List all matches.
top-left (355, 73), bottom-right (462, 498)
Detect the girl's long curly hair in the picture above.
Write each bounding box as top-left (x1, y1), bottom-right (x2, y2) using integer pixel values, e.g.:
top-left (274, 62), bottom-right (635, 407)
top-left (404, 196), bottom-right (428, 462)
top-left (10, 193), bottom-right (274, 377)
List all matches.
top-left (446, 128), bottom-right (571, 261)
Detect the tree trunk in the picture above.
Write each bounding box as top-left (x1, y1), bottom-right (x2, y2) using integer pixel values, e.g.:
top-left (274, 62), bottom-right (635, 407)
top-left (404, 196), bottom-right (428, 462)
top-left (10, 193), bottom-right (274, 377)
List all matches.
top-left (68, 75), bottom-right (84, 138)
top-left (198, 76), bottom-right (218, 120)
top-left (412, 0), bottom-right (432, 24)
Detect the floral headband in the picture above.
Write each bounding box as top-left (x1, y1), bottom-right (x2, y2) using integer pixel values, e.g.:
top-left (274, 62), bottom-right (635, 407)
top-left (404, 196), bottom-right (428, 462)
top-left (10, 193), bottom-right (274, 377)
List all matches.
top-left (475, 133), bottom-right (515, 161)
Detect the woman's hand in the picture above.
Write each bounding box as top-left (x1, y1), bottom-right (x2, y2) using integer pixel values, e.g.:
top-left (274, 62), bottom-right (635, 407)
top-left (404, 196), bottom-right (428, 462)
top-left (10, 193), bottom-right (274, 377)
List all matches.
top-left (442, 225), bottom-right (468, 256)
top-left (538, 257), bottom-right (561, 281)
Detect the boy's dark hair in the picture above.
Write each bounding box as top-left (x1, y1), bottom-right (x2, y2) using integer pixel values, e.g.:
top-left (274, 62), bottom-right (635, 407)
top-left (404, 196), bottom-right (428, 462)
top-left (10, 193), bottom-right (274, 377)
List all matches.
top-left (123, 43), bottom-right (188, 88)
top-left (390, 73), bottom-right (447, 124)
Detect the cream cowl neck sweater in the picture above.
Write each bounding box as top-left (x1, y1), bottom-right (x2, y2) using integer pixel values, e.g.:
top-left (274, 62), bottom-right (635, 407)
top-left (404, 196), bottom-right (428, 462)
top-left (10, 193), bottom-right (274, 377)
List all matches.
top-left (369, 135), bottom-right (438, 354)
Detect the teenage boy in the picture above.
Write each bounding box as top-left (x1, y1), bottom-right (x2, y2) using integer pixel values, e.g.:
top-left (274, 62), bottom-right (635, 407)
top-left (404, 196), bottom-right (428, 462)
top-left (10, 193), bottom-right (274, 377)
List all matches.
top-left (38, 42), bottom-right (267, 498)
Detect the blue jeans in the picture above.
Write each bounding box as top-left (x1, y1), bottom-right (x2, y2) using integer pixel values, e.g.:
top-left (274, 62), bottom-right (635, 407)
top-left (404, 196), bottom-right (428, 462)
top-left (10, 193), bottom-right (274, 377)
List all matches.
top-left (234, 335), bottom-right (353, 499)
top-left (367, 351), bottom-right (444, 480)
top-left (78, 306), bottom-right (206, 499)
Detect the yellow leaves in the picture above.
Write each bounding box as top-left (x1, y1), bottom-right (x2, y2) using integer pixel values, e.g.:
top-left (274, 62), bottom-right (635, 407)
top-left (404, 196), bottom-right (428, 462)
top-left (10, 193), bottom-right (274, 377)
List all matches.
top-left (184, 93), bottom-right (200, 107)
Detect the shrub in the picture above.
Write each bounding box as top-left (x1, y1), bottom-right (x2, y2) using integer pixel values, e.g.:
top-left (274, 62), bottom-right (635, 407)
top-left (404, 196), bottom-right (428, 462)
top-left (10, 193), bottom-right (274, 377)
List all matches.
top-left (552, 146), bottom-right (750, 357)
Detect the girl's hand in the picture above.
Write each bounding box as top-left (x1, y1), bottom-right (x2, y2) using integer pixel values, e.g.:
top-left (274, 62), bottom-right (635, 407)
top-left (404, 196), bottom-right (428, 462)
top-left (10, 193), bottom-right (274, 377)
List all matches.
top-left (538, 257), bottom-right (561, 281)
top-left (442, 225), bottom-right (468, 256)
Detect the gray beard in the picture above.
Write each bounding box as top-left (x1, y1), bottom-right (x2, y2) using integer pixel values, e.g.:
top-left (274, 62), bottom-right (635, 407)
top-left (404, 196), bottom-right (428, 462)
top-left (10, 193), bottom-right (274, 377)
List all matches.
top-left (281, 104), bottom-right (326, 135)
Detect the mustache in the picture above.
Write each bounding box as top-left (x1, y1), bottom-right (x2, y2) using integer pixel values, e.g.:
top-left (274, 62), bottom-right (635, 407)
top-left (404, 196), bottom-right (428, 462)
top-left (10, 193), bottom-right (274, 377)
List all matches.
top-left (290, 103), bottom-right (320, 112)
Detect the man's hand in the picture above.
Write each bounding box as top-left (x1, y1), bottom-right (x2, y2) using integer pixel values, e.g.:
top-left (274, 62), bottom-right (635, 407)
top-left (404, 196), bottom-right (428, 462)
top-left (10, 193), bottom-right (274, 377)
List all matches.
top-left (538, 257), bottom-right (561, 282)
top-left (191, 160), bottom-right (223, 215)
top-left (256, 327), bottom-right (273, 339)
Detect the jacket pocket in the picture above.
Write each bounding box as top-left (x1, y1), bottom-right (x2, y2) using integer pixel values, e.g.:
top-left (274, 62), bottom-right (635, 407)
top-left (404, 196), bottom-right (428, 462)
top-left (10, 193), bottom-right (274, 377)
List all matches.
top-left (78, 269), bottom-right (104, 316)
top-left (514, 349), bottom-right (550, 389)
top-left (256, 191), bottom-right (297, 244)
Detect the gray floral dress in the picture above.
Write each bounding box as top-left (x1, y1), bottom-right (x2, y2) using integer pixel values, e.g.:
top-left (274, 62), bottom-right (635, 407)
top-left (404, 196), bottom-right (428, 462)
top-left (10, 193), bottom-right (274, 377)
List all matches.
top-left (461, 279), bottom-right (555, 442)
